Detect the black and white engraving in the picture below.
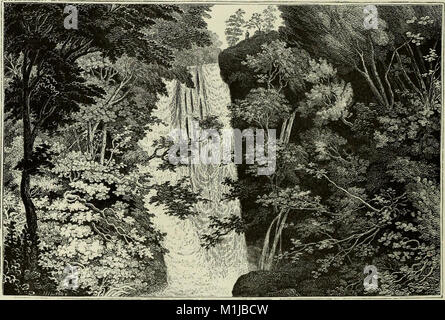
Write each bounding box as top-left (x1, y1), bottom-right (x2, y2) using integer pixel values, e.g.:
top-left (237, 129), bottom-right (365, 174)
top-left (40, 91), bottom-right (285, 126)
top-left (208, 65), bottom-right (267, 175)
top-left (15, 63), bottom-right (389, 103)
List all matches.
top-left (1, 1), bottom-right (442, 297)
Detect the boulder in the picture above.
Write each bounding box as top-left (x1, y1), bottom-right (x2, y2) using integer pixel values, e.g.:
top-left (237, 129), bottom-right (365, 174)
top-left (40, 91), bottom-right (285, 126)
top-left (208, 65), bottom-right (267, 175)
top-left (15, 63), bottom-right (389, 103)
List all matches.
top-left (232, 270), bottom-right (301, 297)
top-left (265, 288), bottom-right (299, 297)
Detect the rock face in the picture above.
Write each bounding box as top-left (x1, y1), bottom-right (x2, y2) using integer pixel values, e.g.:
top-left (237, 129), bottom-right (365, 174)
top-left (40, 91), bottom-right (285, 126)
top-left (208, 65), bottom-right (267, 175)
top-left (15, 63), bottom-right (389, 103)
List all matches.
top-left (218, 31), bottom-right (281, 100)
top-left (246, 245), bottom-right (262, 271)
top-left (265, 288), bottom-right (298, 297)
top-left (232, 266), bottom-right (345, 297)
top-left (232, 270), bottom-right (301, 297)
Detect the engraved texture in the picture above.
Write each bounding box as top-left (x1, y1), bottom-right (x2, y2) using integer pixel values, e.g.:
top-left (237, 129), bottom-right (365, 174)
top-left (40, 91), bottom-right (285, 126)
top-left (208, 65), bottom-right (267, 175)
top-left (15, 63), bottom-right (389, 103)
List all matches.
top-left (143, 64), bottom-right (249, 296)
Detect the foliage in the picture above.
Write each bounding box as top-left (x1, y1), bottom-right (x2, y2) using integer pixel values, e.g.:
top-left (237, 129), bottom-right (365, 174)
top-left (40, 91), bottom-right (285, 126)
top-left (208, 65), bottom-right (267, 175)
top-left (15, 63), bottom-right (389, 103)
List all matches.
top-left (225, 6), bottom-right (279, 47)
top-left (201, 215), bottom-right (245, 249)
top-left (3, 3), bottom-right (214, 296)
top-left (262, 6), bottom-right (279, 32)
top-left (174, 32), bottom-right (222, 67)
top-left (149, 178), bottom-right (201, 220)
top-left (225, 9), bottom-right (247, 47)
top-left (219, 31), bottom-right (282, 99)
top-left (298, 58), bottom-right (354, 126)
top-left (230, 88), bottom-right (291, 129)
top-left (219, 4), bottom-right (441, 296)
top-left (148, 5), bottom-right (213, 51)
top-left (280, 5), bottom-right (441, 108)
top-left (243, 40), bottom-right (309, 92)
top-left (2, 3), bottom-right (442, 297)
top-left (3, 222), bottom-right (58, 295)
top-left (246, 6), bottom-right (278, 34)
top-left (245, 13), bottom-right (265, 34)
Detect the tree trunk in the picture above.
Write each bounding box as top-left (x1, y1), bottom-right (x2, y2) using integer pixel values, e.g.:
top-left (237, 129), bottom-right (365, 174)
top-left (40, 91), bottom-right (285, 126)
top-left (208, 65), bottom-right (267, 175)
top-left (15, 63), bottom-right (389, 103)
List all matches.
top-left (100, 123), bottom-right (107, 165)
top-left (87, 121), bottom-right (91, 155)
top-left (21, 82), bottom-right (38, 271)
top-left (356, 66), bottom-right (388, 107)
top-left (369, 57), bottom-right (389, 107)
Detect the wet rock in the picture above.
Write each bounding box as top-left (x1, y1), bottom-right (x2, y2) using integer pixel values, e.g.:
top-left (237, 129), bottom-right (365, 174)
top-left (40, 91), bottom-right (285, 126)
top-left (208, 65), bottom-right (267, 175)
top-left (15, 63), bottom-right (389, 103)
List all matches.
top-left (265, 288), bottom-right (298, 297)
top-left (247, 245), bottom-right (262, 271)
top-left (232, 270), bottom-right (301, 297)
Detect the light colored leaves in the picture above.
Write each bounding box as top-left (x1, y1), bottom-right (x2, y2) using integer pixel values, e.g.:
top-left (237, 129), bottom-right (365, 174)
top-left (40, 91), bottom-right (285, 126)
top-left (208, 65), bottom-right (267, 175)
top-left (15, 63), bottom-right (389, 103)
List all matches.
top-left (299, 58), bottom-right (353, 125)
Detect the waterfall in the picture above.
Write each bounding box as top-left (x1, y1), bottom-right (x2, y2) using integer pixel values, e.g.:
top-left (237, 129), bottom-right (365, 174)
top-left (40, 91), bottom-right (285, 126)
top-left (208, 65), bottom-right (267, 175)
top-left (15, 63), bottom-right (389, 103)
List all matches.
top-left (142, 64), bottom-right (249, 297)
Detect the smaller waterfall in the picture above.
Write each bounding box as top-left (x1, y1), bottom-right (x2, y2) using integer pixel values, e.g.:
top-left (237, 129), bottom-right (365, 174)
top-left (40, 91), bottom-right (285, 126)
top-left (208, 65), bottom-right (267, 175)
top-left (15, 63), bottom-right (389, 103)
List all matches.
top-left (142, 64), bottom-right (249, 297)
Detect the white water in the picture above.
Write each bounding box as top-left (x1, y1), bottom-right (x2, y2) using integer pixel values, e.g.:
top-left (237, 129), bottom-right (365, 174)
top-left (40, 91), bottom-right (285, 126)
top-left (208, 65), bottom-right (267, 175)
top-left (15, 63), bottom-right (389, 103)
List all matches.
top-left (141, 64), bottom-right (249, 297)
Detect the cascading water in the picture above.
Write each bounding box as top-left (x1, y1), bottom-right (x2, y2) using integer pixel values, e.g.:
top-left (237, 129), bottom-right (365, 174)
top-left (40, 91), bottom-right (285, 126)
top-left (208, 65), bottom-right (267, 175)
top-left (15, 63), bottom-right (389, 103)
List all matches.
top-left (142, 63), bottom-right (249, 297)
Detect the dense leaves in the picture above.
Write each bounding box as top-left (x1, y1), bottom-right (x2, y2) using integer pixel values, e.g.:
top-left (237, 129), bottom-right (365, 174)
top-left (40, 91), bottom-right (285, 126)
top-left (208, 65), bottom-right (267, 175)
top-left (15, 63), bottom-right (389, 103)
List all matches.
top-left (3, 3), bottom-right (213, 296)
top-left (2, 3), bottom-right (442, 297)
top-left (219, 5), bottom-right (441, 296)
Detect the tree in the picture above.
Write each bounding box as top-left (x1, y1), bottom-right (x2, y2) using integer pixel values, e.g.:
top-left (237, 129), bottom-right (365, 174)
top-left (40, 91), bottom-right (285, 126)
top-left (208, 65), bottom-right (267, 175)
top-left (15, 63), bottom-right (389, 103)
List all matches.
top-left (148, 4), bottom-right (213, 50)
top-left (243, 40), bottom-right (309, 143)
top-left (5, 4), bottom-right (104, 271)
top-left (225, 9), bottom-right (246, 47)
top-left (245, 13), bottom-right (264, 34)
top-left (4, 2), bottom-right (211, 276)
top-left (218, 5), bottom-right (440, 295)
top-left (244, 40), bottom-right (306, 91)
top-left (279, 5), bottom-right (441, 108)
top-left (272, 7), bottom-right (441, 293)
top-left (230, 88), bottom-right (291, 131)
top-left (262, 5), bottom-right (278, 32)
top-left (216, 37), bottom-right (310, 269)
top-left (297, 58), bottom-right (354, 127)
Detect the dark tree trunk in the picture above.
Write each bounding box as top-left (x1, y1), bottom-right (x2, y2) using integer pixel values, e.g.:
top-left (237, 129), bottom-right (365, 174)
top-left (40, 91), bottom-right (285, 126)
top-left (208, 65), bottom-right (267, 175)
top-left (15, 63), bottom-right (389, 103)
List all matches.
top-left (21, 70), bottom-right (39, 271)
top-left (20, 167), bottom-right (38, 269)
